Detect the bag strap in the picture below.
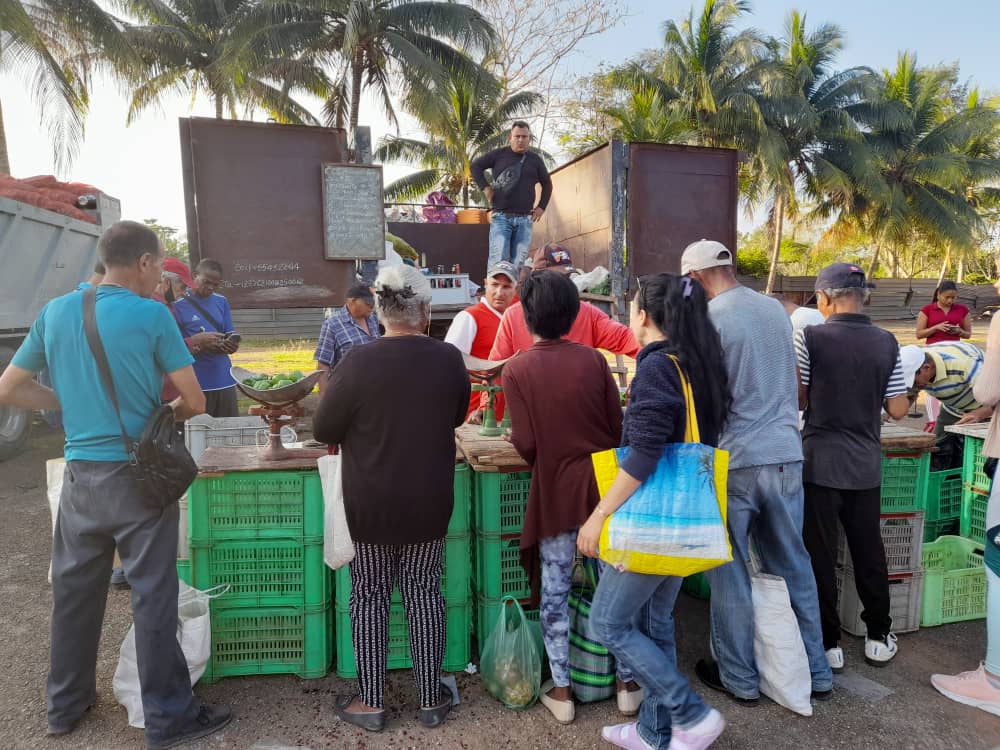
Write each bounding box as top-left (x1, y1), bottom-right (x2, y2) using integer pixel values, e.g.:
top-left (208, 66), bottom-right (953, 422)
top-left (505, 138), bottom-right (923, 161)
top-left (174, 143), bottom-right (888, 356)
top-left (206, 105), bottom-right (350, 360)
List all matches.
top-left (666, 354), bottom-right (701, 444)
top-left (181, 292), bottom-right (224, 333)
top-left (82, 287), bottom-right (136, 463)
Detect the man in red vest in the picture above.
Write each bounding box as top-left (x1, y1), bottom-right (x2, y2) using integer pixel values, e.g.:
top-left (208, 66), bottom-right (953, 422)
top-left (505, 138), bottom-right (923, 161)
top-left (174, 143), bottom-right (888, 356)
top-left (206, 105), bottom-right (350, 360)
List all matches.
top-left (445, 261), bottom-right (518, 419)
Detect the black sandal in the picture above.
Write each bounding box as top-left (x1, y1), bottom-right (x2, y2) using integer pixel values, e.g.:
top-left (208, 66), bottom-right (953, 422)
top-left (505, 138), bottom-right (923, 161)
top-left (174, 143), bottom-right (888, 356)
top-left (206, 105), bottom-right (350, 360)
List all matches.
top-left (335, 695), bottom-right (386, 732)
top-left (419, 682), bottom-right (454, 728)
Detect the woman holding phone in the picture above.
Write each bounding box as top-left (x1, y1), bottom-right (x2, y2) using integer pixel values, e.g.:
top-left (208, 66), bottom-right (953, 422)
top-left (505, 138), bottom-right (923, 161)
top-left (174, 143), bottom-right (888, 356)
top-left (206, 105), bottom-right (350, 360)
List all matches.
top-left (916, 281), bottom-right (971, 344)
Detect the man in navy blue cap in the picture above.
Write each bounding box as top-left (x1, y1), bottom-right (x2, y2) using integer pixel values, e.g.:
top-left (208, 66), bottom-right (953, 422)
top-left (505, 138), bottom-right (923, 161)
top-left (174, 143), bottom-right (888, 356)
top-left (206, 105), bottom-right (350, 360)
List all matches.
top-left (796, 262), bottom-right (910, 671)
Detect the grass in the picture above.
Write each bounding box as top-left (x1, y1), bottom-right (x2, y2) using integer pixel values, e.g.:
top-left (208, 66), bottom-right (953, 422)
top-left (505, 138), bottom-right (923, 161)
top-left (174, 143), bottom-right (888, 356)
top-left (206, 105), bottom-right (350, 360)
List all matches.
top-left (231, 339), bottom-right (319, 376)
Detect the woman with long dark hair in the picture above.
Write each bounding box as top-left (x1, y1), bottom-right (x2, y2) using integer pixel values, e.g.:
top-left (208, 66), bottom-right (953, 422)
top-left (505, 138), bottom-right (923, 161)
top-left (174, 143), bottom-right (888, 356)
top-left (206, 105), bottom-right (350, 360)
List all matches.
top-left (916, 280), bottom-right (971, 344)
top-left (579, 273), bottom-right (731, 750)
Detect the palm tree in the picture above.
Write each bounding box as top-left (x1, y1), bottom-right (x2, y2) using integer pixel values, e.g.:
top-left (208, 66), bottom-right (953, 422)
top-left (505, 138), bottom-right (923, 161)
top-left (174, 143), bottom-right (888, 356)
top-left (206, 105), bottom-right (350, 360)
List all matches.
top-left (0, 0), bottom-right (131, 173)
top-left (757, 11), bottom-right (889, 292)
top-left (825, 54), bottom-right (1000, 277)
top-left (599, 81), bottom-right (694, 144)
top-left (119, 0), bottom-right (326, 124)
top-left (375, 65), bottom-right (541, 208)
top-left (258, 0), bottom-right (495, 133)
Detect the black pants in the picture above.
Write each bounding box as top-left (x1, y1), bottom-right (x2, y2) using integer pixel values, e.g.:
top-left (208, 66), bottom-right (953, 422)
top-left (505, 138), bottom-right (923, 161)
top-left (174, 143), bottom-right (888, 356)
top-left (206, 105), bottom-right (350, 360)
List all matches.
top-left (802, 483), bottom-right (892, 647)
top-left (349, 539), bottom-right (445, 708)
top-left (204, 386), bottom-right (239, 418)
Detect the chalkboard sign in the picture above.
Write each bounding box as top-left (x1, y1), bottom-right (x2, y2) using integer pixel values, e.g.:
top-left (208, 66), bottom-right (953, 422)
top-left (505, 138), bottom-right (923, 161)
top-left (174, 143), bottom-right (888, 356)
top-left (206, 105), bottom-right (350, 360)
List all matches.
top-left (321, 163), bottom-right (385, 260)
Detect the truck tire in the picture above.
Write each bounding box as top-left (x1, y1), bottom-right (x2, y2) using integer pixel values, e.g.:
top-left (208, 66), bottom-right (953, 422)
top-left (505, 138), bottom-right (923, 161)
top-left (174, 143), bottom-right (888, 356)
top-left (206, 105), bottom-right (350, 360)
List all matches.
top-left (0, 345), bottom-right (32, 461)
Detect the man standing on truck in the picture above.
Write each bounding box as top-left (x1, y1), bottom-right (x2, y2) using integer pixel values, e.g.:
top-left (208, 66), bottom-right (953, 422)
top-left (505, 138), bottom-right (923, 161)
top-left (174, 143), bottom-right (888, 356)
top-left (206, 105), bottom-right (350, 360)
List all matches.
top-left (444, 261), bottom-right (518, 419)
top-left (0, 221), bottom-right (231, 747)
top-left (680, 239), bottom-right (833, 705)
top-left (471, 121), bottom-right (553, 271)
top-left (173, 259), bottom-right (241, 417)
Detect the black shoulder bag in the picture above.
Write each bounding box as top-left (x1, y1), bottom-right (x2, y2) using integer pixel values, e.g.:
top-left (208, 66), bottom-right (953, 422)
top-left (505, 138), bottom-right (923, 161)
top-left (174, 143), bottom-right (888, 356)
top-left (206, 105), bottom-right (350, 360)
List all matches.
top-left (491, 153), bottom-right (527, 196)
top-left (82, 287), bottom-right (197, 508)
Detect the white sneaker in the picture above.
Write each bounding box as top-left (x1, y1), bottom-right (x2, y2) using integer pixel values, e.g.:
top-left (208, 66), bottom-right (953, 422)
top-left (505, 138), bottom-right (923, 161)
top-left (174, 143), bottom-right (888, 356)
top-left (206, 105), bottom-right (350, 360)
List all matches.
top-left (826, 647), bottom-right (844, 673)
top-left (864, 633), bottom-right (898, 666)
top-left (670, 708), bottom-right (726, 750)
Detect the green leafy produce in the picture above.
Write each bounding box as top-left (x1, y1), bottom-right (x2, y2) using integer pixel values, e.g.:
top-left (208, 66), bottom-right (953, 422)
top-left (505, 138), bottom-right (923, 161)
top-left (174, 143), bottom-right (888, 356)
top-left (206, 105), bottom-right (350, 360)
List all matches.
top-left (245, 371), bottom-right (306, 391)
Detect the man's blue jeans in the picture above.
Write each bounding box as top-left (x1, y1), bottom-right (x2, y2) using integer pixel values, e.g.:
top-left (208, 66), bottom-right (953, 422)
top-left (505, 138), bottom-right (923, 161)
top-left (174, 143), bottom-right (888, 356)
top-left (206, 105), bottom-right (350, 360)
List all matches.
top-left (592, 567), bottom-right (709, 750)
top-left (488, 212), bottom-right (533, 269)
top-left (705, 462), bottom-right (833, 699)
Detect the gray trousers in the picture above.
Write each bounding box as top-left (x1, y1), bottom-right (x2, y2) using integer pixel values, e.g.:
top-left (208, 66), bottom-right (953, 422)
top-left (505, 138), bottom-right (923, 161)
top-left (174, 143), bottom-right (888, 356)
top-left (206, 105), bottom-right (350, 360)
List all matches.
top-left (48, 460), bottom-right (198, 741)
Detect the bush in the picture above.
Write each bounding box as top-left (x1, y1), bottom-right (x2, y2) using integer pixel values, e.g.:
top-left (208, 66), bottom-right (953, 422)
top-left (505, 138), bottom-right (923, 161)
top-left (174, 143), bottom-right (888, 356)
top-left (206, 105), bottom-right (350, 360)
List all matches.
top-left (736, 248), bottom-right (771, 278)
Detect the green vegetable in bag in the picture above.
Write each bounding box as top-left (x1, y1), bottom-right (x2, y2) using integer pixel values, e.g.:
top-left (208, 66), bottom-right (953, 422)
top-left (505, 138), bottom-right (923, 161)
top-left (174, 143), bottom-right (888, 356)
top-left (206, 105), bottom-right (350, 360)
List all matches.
top-left (480, 597), bottom-right (542, 709)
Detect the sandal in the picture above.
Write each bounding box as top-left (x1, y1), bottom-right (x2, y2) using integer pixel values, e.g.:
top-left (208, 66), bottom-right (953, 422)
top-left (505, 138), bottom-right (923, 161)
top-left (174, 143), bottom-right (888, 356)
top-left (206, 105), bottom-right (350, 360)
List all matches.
top-left (419, 681), bottom-right (454, 728)
top-left (335, 695), bottom-right (386, 732)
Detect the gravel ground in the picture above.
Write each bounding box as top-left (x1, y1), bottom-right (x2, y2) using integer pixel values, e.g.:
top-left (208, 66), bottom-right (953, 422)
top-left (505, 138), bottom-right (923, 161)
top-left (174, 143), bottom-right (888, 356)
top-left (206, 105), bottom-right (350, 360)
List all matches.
top-left (3, 423), bottom-right (1000, 750)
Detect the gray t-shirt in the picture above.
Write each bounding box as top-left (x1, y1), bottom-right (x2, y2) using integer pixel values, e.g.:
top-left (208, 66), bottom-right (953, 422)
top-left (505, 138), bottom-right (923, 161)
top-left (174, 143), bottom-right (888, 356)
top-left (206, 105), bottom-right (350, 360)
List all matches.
top-left (708, 285), bottom-right (804, 469)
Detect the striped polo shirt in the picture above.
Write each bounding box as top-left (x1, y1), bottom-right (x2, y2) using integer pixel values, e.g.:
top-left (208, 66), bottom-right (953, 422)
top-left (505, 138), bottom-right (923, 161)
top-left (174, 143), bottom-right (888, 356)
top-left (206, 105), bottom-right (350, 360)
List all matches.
top-left (924, 342), bottom-right (985, 416)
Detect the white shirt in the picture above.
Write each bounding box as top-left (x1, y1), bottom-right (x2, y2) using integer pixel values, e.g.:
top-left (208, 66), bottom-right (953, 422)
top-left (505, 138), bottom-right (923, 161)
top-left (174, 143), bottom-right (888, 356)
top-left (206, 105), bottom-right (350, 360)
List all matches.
top-left (790, 306), bottom-right (825, 334)
top-left (444, 299), bottom-right (503, 355)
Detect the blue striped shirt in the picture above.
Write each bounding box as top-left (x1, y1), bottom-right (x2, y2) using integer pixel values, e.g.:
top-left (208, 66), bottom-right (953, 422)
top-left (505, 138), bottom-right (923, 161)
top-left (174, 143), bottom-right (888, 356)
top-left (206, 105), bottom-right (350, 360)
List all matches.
top-left (924, 342), bottom-right (985, 416)
top-left (314, 306), bottom-right (380, 369)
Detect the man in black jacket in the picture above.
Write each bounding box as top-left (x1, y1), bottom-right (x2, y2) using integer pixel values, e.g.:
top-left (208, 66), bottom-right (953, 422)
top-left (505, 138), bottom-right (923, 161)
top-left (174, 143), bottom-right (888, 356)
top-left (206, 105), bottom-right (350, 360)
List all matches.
top-left (471, 121), bottom-right (552, 272)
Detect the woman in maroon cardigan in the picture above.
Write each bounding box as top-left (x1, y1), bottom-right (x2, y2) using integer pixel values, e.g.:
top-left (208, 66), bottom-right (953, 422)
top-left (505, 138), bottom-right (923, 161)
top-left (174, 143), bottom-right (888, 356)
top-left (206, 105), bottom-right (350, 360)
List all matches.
top-left (502, 270), bottom-right (640, 724)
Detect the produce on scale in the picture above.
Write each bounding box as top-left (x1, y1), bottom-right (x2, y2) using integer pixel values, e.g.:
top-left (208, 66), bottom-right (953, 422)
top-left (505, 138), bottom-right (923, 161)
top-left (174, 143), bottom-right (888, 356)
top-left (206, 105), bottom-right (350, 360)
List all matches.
top-left (242, 371), bottom-right (306, 391)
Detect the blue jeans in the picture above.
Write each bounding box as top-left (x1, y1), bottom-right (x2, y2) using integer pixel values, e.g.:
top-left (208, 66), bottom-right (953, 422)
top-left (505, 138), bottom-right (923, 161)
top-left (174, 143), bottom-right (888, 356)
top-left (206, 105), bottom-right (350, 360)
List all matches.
top-left (705, 462), bottom-right (832, 698)
top-left (592, 567), bottom-right (709, 750)
top-left (488, 212), bottom-right (533, 269)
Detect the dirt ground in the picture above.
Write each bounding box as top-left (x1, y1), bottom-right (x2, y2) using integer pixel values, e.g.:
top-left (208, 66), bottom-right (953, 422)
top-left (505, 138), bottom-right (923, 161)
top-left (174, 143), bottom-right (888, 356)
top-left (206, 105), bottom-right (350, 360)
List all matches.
top-left (3, 318), bottom-right (1000, 750)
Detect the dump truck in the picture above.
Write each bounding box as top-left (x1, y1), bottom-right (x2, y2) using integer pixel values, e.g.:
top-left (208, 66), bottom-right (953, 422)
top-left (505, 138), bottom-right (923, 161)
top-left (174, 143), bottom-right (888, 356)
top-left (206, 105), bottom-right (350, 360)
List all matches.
top-left (0, 193), bottom-right (121, 460)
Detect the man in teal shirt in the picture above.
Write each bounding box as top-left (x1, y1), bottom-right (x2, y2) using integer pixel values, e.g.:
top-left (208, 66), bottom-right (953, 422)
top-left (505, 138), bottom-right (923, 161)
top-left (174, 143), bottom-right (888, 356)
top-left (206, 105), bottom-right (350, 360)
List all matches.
top-left (0, 221), bottom-right (231, 748)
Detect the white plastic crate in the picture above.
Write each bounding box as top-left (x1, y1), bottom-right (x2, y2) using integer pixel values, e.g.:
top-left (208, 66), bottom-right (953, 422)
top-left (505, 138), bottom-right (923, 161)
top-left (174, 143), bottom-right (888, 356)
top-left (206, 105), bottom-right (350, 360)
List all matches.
top-left (428, 274), bottom-right (473, 305)
top-left (837, 512), bottom-right (924, 574)
top-left (837, 566), bottom-right (923, 636)
top-left (184, 414), bottom-right (296, 462)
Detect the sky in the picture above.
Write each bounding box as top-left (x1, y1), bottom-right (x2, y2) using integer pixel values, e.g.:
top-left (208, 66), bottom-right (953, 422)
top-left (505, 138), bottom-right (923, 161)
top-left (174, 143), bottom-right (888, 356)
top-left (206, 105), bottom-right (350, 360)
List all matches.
top-left (4, 0), bottom-right (999, 234)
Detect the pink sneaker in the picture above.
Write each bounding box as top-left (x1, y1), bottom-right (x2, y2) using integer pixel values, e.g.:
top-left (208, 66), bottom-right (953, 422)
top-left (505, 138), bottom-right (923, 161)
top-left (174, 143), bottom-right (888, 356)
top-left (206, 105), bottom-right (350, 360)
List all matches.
top-left (931, 664), bottom-right (1000, 717)
top-left (670, 708), bottom-right (726, 750)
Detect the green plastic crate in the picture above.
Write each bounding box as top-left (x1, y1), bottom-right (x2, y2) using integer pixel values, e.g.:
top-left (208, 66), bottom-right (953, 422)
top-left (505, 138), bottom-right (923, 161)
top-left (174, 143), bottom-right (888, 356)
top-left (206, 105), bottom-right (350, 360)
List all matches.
top-left (190, 539), bottom-right (331, 609)
top-left (201, 604), bottom-right (332, 683)
top-left (962, 436), bottom-right (990, 494)
top-left (924, 469), bottom-right (964, 523)
top-left (920, 535), bottom-right (987, 627)
top-left (177, 558), bottom-right (191, 584)
top-left (474, 595), bottom-right (543, 659)
top-left (880, 451), bottom-right (930, 513)
top-left (334, 534), bottom-right (471, 608)
top-left (473, 534), bottom-right (532, 601)
top-left (960, 485), bottom-right (989, 544)
top-left (473, 471), bottom-right (531, 536)
top-left (923, 517), bottom-right (959, 543)
top-left (682, 573), bottom-right (711, 600)
top-left (449, 463), bottom-right (471, 535)
top-left (335, 600), bottom-right (471, 678)
top-left (189, 470), bottom-right (323, 545)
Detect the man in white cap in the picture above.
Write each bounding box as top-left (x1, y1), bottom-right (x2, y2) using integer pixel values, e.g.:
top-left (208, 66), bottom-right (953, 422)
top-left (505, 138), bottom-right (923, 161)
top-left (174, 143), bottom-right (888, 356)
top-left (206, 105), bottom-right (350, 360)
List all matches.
top-left (681, 240), bottom-right (833, 705)
top-left (445, 260), bottom-right (519, 419)
top-left (795, 262), bottom-right (910, 674)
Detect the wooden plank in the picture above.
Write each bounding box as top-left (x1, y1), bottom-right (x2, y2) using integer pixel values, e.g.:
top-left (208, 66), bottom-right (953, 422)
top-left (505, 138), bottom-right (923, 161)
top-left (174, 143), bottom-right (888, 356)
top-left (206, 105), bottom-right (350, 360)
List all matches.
top-left (197, 445), bottom-right (327, 473)
top-left (455, 423), bottom-right (529, 472)
top-left (880, 423), bottom-right (936, 450)
top-left (944, 422), bottom-right (991, 439)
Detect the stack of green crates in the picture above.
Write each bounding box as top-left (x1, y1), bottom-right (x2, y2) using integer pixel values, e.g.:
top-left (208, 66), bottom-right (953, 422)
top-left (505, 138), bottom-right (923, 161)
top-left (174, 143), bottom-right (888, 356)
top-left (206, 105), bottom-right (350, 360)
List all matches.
top-left (960, 437), bottom-right (990, 545)
top-left (923, 469), bottom-right (963, 542)
top-left (880, 450), bottom-right (930, 513)
top-left (184, 469), bottom-right (333, 683)
top-left (471, 471), bottom-right (537, 648)
top-left (333, 463), bottom-right (473, 678)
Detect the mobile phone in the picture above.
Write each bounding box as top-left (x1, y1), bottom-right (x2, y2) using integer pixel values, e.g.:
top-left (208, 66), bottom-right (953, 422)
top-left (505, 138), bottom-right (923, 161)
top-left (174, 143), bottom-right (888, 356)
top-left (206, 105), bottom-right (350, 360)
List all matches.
top-left (224, 332), bottom-right (241, 344)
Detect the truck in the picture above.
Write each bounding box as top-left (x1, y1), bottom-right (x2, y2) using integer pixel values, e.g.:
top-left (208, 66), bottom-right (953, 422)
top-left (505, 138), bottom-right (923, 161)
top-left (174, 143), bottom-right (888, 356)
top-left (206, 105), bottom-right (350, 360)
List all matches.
top-left (0, 193), bottom-right (121, 460)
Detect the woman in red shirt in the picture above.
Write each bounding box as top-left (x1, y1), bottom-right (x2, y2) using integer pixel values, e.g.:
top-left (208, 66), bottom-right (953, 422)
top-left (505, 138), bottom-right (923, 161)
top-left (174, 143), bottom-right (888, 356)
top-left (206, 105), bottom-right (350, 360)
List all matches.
top-left (916, 281), bottom-right (972, 344)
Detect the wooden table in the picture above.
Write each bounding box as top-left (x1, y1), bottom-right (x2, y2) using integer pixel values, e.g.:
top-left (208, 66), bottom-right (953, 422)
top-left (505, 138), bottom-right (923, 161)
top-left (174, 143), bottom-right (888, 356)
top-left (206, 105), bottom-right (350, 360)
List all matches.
top-left (196, 445), bottom-right (328, 475)
top-left (454, 423), bottom-right (529, 472)
top-left (944, 422), bottom-right (991, 440)
top-left (880, 423), bottom-right (937, 451)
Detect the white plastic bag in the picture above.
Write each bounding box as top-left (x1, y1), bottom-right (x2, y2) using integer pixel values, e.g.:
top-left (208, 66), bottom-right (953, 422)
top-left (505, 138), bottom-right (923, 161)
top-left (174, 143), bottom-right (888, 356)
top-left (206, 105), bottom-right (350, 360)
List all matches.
top-left (46, 458), bottom-right (65, 584)
top-left (319, 453), bottom-right (355, 570)
top-left (751, 573), bottom-right (813, 716)
top-left (113, 581), bottom-right (223, 728)
top-left (571, 265), bottom-right (610, 293)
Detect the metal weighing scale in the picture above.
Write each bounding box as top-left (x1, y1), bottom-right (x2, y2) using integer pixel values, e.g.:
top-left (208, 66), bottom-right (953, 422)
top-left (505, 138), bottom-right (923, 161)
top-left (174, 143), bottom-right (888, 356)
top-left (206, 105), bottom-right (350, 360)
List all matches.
top-left (462, 354), bottom-right (514, 437)
top-left (232, 367), bottom-right (325, 461)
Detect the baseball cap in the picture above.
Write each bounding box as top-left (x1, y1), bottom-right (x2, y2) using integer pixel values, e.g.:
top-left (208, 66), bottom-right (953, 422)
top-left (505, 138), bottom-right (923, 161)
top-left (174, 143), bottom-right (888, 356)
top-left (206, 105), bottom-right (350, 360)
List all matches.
top-left (531, 243), bottom-right (576, 274)
top-left (346, 283), bottom-right (375, 303)
top-left (486, 261), bottom-right (518, 283)
top-left (814, 262), bottom-right (874, 292)
top-left (680, 239), bottom-right (733, 275)
top-left (162, 257), bottom-right (194, 287)
top-left (899, 345), bottom-right (925, 389)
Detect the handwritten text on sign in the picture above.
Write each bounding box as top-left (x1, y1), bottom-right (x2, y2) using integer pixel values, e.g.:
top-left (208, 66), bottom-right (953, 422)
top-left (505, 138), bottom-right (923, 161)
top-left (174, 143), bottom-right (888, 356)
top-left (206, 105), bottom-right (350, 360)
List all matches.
top-left (321, 163), bottom-right (385, 261)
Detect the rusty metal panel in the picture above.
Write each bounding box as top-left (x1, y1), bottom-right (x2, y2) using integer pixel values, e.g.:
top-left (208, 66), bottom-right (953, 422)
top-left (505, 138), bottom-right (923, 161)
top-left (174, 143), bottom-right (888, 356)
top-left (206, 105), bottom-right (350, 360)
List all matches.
top-left (387, 223), bottom-right (490, 283)
top-left (180, 117), bottom-right (355, 308)
top-left (626, 143), bottom-right (738, 277)
top-left (531, 143), bottom-right (614, 272)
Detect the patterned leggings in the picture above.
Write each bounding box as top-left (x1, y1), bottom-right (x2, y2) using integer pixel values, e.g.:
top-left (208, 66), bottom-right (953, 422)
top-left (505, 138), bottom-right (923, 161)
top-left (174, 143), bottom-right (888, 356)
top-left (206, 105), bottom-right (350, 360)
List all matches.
top-left (540, 530), bottom-right (634, 688)
top-left (349, 539), bottom-right (445, 708)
